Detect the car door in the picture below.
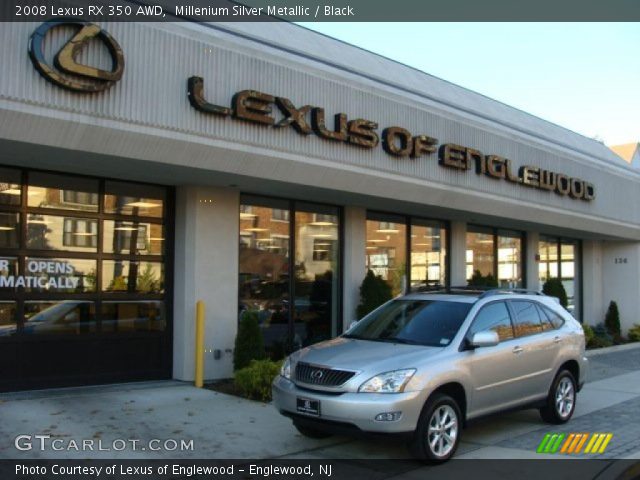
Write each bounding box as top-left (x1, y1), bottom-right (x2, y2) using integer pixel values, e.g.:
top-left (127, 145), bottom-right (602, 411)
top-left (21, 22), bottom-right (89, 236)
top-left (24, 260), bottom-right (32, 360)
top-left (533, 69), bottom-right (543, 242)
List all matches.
top-left (534, 303), bottom-right (566, 392)
top-left (466, 300), bottom-right (524, 416)
top-left (507, 300), bottom-right (557, 401)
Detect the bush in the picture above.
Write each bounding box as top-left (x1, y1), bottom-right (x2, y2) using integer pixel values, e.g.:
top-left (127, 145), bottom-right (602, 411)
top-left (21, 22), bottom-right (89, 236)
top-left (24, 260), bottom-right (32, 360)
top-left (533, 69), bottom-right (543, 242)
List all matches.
top-left (604, 301), bottom-right (622, 342)
top-left (542, 278), bottom-right (568, 308)
top-left (628, 324), bottom-right (640, 343)
top-left (468, 270), bottom-right (498, 288)
top-left (356, 270), bottom-right (393, 320)
top-left (582, 324), bottom-right (595, 347)
top-left (589, 323), bottom-right (613, 349)
top-left (233, 310), bottom-right (266, 371)
top-left (234, 359), bottom-right (282, 402)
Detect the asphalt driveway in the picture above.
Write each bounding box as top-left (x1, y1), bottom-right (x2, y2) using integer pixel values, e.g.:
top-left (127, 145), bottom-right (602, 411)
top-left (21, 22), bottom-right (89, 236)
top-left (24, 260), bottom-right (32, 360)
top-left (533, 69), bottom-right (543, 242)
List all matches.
top-left (1, 344), bottom-right (639, 460)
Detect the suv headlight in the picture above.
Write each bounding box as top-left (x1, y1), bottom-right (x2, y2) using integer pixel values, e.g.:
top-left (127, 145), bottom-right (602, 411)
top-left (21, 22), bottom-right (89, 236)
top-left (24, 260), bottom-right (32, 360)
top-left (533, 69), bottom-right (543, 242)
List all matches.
top-left (280, 357), bottom-right (292, 380)
top-left (358, 369), bottom-right (416, 393)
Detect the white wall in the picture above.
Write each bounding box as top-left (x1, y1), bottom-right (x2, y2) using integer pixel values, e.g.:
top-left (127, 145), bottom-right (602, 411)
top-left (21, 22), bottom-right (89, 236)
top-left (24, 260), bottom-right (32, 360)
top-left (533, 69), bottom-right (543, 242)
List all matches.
top-left (526, 231), bottom-right (540, 290)
top-left (173, 185), bottom-right (240, 381)
top-left (342, 206), bottom-right (366, 328)
top-left (582, 240), bottom-right (605, 326)
top-left (450, 221), bottom-right (467, 286)
top-left (601, 241), bottom-right (640, 334)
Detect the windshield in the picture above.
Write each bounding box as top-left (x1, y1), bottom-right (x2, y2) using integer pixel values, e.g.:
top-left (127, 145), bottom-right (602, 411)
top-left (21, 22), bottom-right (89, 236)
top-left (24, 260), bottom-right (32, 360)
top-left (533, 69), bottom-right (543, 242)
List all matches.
top-left (344, 299), bottom-right (472, 347)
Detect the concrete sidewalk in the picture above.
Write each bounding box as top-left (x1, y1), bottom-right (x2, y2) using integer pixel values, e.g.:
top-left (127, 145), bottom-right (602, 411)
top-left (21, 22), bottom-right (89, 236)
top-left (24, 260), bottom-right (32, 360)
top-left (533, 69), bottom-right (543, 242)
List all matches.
top-left (1, 343), bottom-right (639, 460)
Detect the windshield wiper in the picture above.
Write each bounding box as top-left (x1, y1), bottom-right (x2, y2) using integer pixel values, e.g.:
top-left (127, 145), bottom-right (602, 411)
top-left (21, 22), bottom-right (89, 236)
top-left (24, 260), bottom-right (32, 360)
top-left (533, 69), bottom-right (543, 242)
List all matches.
top-left (342, 333), bottom-right (364, 340)
top-left (379, 337), bottom-right (420, 345)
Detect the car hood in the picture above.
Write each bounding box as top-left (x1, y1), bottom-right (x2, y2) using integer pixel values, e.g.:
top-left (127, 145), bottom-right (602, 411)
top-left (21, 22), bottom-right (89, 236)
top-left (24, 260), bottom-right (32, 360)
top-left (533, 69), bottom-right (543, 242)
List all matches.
top-left (292, 336), bottom-right (444, 373)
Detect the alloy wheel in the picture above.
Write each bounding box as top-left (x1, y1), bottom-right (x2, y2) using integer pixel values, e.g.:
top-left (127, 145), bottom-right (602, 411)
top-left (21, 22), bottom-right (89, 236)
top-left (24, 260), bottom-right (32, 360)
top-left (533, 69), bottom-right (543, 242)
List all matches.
top-left (427, 404), bottom-right (458, 457)
top-left (555, 376), bottom-right (575, 418)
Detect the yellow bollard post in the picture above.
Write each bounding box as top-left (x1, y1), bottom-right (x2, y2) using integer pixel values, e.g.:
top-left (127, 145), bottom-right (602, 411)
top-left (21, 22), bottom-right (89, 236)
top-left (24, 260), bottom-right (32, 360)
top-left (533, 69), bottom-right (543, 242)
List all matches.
top-left (194, 300), bottom-right (205, 388)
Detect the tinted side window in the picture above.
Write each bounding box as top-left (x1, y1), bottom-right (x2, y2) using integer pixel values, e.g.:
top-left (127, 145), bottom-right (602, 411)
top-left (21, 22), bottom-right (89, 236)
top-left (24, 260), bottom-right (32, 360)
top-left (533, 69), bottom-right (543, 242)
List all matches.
top-left (535, 304), bottom-right (554, 331)
top-left (469, 301), bottom-right (514, 342)
top-left (511, 301), bottom-right (543, 337)
top-left (540, 305), bottom-right (565, 329)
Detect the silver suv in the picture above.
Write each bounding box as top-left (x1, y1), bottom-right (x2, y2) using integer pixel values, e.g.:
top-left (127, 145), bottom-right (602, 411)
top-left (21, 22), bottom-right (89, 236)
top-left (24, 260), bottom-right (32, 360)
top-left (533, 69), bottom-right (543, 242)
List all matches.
top-left (272, 289), bottom-right (588, 462)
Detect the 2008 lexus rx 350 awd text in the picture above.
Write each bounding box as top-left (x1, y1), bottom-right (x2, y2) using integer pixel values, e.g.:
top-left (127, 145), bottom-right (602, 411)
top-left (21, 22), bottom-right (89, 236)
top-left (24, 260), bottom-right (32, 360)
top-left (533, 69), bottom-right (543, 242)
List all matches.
top-left (272, 290), bottom-right (588, 462)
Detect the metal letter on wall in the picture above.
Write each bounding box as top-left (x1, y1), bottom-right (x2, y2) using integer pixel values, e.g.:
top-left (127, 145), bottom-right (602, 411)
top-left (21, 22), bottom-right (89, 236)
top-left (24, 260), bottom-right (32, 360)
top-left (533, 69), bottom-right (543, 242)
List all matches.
top-left (28, 19), bottom-right (124, 93)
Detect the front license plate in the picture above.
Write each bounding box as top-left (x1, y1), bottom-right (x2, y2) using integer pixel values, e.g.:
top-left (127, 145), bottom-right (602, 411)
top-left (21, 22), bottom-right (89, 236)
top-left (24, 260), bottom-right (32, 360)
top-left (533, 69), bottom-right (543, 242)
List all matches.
top-left (296, 397), bottom-right (320, 416)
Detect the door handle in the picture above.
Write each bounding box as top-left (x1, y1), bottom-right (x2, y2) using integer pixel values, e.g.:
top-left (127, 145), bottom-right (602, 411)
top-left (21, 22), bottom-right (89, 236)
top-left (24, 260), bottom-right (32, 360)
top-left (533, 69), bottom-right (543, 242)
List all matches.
top-left (553, 336), bottom-right (562, 344)
top-left (512, 346), bottom-right (524, 354)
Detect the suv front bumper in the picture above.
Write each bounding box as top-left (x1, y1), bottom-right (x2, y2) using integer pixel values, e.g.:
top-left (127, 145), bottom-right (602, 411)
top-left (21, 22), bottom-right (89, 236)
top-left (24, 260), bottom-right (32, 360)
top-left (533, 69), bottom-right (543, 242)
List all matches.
top-left (272, 375), bottom-right (424, 433)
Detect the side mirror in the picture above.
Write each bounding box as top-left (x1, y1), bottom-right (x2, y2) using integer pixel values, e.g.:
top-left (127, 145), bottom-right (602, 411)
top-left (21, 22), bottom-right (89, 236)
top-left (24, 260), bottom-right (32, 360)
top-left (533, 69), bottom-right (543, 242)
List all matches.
top-left (469, 330), bottom-right (499, 349)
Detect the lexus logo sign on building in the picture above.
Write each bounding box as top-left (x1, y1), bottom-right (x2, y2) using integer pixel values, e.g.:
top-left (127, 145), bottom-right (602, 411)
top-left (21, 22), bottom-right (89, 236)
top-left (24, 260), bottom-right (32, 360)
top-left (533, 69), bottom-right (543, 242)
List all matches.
top-left (28, 19), bottom-right (124, 93)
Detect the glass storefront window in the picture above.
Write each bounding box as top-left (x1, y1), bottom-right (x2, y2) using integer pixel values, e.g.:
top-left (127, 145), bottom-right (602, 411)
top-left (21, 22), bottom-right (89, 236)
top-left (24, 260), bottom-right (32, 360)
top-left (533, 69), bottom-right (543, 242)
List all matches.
top-left (239, 198), bottom-right (291, 358)
top-left (366, 214), bottom-right (407, 296)
top-left (103, 220), bottom-right (164, 255)
top-left (0, 167), bottom-right (22, 206)
top-left (539, 238), bottom-right (580, 318)
top-left (410, 219), bottom-right (447, 290)
top-left (466, 227), bottom-right (496, 284)
top-left (497, 231), bottom-right (522, 288)
top-left (294, 204), bottom-right (340, 348)
top-left (467, 227), bottom-right (523, 287)
top-left (101, 301), bottom-right (166, 333)
top-left (28, 172), bottom-right (99, 212)
top-left (102, 260), bottom-right (164, 294)
top-left (24, 257), bottom-right (97, 293)
top-left (23, 301), bottom-right (97, 335)
top-left (0, 257), bottom-right (18, 292)
top-left (27, 214), bottom-right (98, 252)
top-left (0, 302), bottom-right (17, 337)
top-left (63, 218), bottom-right (98, 249)
top-left (538, 239), bottom-right (558, 280)
top-left (0, 213), bottom-right (19, 249)
top-left (104, 181), bottom-right (164, 218)
top-left (239, 196), bottom-right (341, 358)
top-left (0, 167), bottom-right (171, 389)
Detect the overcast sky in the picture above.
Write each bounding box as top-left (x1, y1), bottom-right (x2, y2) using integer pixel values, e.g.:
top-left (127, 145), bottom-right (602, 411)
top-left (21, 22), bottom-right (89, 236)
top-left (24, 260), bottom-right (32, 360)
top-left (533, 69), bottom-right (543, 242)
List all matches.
top-left (298, 22), bottom-right (639, 146)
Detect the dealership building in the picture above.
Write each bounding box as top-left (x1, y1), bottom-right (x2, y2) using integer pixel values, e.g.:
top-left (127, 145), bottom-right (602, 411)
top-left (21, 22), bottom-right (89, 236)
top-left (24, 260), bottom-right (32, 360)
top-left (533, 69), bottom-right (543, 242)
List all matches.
top-left (0, 19), bottom-right (639, 391)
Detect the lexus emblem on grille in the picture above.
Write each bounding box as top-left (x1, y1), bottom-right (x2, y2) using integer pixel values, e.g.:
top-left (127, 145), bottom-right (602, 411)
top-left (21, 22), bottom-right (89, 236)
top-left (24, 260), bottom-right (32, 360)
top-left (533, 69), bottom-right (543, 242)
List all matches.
top-left (311, 370), bottom-right (324, 379)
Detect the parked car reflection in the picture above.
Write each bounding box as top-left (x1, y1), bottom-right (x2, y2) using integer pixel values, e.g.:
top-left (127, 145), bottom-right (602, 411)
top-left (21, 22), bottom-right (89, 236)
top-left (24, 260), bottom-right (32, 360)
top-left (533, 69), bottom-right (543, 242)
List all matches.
top-left (0, 300), bottom-right (165, 336)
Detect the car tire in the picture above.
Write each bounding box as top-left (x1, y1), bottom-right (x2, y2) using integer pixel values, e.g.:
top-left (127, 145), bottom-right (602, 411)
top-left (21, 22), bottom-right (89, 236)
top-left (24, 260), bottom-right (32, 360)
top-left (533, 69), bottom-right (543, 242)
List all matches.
top-left (540, 369), bottom-right (577, 424)
top-left (409, 393), bottom-right (462, 463)
top-left (292, 420), bottom-right (333, 439)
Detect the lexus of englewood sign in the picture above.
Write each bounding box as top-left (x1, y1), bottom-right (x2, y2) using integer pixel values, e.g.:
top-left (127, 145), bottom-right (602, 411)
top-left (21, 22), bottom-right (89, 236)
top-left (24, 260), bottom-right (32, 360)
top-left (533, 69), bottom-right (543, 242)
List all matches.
top-left (188, 77), bottom-right (595, 202)
top-left (27, 20), bottom-right (595, 202)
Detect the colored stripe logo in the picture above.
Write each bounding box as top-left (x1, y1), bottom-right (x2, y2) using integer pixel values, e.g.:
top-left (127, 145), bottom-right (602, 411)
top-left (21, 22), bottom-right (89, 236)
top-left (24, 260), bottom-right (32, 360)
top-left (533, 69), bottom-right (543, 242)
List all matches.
top-left (537, 433), bottom-right (613, 454)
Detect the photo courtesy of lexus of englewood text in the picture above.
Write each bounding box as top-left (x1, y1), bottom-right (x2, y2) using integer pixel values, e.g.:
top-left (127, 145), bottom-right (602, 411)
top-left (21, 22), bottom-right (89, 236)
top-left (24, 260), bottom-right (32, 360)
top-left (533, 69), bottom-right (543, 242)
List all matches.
top-left (0, 1), bottom-right (639, 480)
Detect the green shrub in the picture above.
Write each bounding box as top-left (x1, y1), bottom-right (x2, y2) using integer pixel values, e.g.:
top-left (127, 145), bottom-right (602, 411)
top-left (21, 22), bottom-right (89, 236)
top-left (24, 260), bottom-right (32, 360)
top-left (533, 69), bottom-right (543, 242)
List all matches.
top-left (589, 323), bottom-right (613, 349)
top-left (356, 270), bottom-right (393, 320)
top-left (234, 359), bottom-right (282, 402)
top-left (468, 270), bottom-right (499, 288)
top-left (582, 324), bottom-right (595, 347)
top-left (233, 310), bottom-right (265, 371)
top-left (628, 324), bottom-right (640, 343)
top-left (604, 301), bottom-right (622, 342)
top-left (542, 278), bottom-right (568, 308)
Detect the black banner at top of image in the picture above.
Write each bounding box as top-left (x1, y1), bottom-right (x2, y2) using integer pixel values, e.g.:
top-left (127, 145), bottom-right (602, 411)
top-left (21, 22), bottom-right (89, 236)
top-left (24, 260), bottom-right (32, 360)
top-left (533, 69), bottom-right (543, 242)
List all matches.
top-left (2, 0), bottom-right (640, 22)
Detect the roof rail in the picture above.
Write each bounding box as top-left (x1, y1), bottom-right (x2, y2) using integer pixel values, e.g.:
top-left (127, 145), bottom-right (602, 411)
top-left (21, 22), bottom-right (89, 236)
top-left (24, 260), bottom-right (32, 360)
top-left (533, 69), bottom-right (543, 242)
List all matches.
top-left (412, 285), bottom-right (494, 295)
top-left (478, 288), bottom-right (545, 299)
top-left (410, 286), bottom-right (545, 299)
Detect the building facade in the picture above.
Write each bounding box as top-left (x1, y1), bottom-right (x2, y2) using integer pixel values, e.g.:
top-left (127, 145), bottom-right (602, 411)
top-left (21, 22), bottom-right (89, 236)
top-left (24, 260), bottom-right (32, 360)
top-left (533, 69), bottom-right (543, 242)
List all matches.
top-left (1, 20), bottom-right (639, 391)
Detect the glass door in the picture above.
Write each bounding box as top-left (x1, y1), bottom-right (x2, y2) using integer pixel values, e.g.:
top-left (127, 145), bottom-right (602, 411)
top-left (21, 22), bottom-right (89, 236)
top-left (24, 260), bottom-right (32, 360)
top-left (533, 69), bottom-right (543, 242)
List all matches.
top-left (293, 204), bottom-right (340, 350)
top-left (239, 196), bottom-right (342, 357)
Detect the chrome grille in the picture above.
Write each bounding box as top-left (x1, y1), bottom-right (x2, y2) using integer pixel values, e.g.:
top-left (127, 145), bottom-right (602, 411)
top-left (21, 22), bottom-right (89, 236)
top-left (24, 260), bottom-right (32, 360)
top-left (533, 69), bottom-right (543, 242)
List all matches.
top-left (295, 362), bottom-right (355, 387)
